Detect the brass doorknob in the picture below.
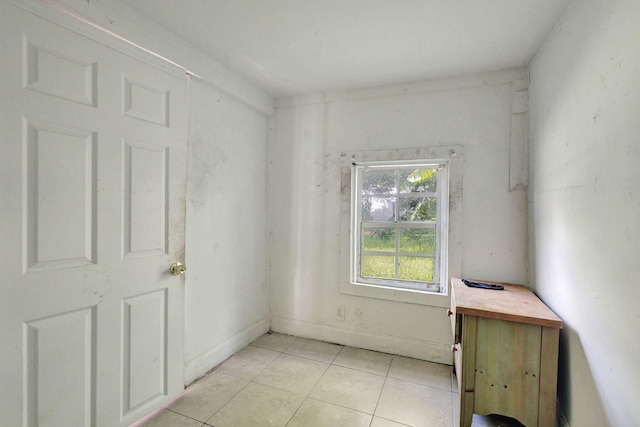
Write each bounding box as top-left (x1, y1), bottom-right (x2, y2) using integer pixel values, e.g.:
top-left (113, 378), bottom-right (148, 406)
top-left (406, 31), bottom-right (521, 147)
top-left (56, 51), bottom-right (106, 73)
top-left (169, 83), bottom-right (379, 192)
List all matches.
top-left (170, 262), bottom-right (186, 276)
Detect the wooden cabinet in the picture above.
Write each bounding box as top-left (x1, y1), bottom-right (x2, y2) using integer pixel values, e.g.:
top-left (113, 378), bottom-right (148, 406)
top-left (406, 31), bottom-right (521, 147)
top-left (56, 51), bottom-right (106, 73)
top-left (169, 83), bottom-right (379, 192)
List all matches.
top-left (449, 278), bottom-right (563, 427)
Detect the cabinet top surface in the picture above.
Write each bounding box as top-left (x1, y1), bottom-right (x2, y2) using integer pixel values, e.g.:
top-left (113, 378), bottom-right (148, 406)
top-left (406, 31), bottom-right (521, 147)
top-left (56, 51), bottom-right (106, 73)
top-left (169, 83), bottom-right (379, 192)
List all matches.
top-left (451, 277), bottom-right (563, 328)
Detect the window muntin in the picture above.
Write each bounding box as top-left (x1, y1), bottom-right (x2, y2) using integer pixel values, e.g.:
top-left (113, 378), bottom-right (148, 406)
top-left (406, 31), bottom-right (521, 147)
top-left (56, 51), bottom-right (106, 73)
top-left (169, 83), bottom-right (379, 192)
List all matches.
top-left (352, 162), bottom-right (448, 293)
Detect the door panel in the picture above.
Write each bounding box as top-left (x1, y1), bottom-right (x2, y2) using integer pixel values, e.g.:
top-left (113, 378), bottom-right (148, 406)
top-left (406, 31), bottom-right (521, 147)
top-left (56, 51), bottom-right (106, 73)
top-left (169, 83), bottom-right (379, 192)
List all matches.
top-left (24, 39), bottom-right (98, 106)
top-left (123, 78), bottom-right (169, 126)
top-left (24, 120), bottom-right (98, 270)
top-left (122, 290), bottom-right (168, 414)
top-left (0, 3), bottom-right (187, 426)
top-left (123, 140), bottom-right (169, 258)
top-left (24, 307), bottom-right (97, 427)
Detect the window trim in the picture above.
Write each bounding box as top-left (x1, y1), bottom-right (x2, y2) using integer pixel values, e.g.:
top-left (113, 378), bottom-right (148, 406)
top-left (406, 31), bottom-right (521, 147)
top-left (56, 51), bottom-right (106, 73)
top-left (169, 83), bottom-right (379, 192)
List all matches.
top-left (339, 146), bottom-right (463, 307)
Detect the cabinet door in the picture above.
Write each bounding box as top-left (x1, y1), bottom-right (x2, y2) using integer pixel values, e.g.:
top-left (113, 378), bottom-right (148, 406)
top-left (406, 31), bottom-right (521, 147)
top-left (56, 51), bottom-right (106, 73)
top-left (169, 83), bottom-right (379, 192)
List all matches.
top-left (473, 318), bottom-right (541, 427)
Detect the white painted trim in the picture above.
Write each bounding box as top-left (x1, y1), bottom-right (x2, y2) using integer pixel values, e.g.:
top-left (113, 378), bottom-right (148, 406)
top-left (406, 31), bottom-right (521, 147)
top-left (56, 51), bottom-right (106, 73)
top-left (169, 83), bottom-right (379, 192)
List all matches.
top-left (276, 67), bottom-right (528, 108)
top-left (509, 89), bottom-right (529, 191)
top-left (327, 67), bottom-right (528, 103)
top-left (271, 315), bottom-right (453, 365)
top-left (275, 93), bottom-right (327, 109)
top-left (183, 318), bottom-right (269, 385)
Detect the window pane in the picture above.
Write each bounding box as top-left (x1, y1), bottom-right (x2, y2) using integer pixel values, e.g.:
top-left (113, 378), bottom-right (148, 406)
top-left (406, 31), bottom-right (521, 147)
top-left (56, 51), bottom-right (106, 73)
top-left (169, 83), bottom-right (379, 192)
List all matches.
top-left (399, 197), bottom-right (437, 221)
top-left (399, 256), bottom-right (434, 282)
top-left (400, 229), bottom-right (435, 254)
top-left (362, 197), bottom-right (395, 221)
top-left (361, 255), bottom-right (395, 279)
top-left (362, 169), bottom-right (395, 194)
top-left (399, 168), bottom-right (437, 193)
top-left (363, 228), bottom-right (395, 252)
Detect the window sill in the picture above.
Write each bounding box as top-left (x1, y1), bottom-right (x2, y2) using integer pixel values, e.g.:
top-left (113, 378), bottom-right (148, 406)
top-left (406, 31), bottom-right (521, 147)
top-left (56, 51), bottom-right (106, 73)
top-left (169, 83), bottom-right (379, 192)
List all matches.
top-left (340, 280), bottom-right (451, 307)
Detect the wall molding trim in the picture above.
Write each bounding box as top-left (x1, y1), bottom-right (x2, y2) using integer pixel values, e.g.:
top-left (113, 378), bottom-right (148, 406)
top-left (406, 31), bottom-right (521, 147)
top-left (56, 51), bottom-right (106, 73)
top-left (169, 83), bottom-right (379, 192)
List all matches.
top-left (509, 79), bottom-right (529, 192)
top-left (276, 67), bottom-right (528, 108)
top-left (271, 315), bottom-right (453, 365)
top-left (184, 318), bottom-right (269, 385)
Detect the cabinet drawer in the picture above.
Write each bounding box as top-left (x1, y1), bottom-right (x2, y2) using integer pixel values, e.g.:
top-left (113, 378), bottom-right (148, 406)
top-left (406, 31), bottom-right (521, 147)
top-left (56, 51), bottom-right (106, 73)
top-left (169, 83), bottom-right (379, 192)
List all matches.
top-left (452, 312), bottom-right (462, 345)
top-left (449, 307), bottom-right (456, 337)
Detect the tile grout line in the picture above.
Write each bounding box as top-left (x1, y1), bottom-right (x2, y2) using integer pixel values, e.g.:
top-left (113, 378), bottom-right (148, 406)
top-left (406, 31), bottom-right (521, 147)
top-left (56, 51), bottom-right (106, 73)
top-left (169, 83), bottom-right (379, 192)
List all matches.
top-left (327, 362), bottom-right (389, 378)
top-left (250, 356), bottom-right (332, 399)
top-left (368, 355), bottom-right (396, 426)
top-left (204, 344), bottom-right (288, 426)
top-left (156, 408), bottom-right (211, 426)
top-left (284, 337), bottom-right (344, 426)
top-left (256, 337), bottom-right (332, 426)
top-left (283, 396), bottom-right (305, 427)
top-left (303, 395), bottom-right (377, 418)
top-left (202, 379), bottom-right (252, 425)
top-left (300, 347), bottom-right (394, 424)
top-left (385, 356), bottom-right (455, 394)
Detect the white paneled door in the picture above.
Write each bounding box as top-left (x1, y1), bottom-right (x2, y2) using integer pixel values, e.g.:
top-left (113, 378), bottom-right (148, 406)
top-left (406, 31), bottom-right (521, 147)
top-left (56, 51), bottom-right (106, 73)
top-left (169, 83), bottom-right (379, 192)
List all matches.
top-left (0, 3), bottom-right (187, 426)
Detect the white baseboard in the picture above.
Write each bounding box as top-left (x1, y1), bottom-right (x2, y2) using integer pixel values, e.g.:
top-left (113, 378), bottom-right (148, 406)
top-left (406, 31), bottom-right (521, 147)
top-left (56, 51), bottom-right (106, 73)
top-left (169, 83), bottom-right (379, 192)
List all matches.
top-left (271, 315), bottom-right (452, 365)
top-left (184, 318), bottom-right (270, 385)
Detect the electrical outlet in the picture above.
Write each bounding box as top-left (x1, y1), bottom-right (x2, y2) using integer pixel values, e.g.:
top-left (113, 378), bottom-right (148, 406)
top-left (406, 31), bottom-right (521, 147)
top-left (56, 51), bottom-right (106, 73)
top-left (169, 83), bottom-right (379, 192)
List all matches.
top-left (335, 305), bottom-right (345, 321)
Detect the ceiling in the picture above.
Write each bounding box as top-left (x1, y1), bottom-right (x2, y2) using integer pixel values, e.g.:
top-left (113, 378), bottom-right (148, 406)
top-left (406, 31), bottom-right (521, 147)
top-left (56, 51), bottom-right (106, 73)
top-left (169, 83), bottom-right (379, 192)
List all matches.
top-left (121, 0), bottom-right (570, 98)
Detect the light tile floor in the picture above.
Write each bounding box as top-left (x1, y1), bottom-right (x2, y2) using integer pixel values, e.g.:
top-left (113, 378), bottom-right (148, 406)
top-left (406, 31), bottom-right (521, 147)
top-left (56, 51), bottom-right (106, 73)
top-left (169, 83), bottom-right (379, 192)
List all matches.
top-left (135, 333), bottom-right (462, 427)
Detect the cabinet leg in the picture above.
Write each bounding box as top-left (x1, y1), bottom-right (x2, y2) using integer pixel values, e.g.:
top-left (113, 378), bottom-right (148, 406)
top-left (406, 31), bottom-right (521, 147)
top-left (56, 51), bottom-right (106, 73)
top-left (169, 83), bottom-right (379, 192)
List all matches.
top-left (461, 392), bottom-right (474, 427)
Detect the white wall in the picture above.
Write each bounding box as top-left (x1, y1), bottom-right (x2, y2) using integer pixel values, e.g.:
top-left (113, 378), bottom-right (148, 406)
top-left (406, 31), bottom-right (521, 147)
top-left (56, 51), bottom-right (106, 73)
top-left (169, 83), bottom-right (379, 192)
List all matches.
top-left (528, 0), bottom-right (640, 425)
top-left (269, 69), bottom-right (530, 362)
top-left (184, 78), bottom-right (270, 383)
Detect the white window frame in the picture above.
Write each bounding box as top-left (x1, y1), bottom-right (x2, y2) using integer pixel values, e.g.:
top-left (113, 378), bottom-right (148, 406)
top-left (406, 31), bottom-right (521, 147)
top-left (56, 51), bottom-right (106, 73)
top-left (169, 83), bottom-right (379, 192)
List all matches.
top-left (339, 146), bottom-right (463, 307)
top-left (351, 161), bottom-right (449, 293)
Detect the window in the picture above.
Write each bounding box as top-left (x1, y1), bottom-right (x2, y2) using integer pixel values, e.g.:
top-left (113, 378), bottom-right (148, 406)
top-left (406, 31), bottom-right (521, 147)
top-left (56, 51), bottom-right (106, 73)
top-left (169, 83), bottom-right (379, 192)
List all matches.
top-left (351, 161), bottom-right (449, 294)
top-left (339, 146), bottom-right (462, 306)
